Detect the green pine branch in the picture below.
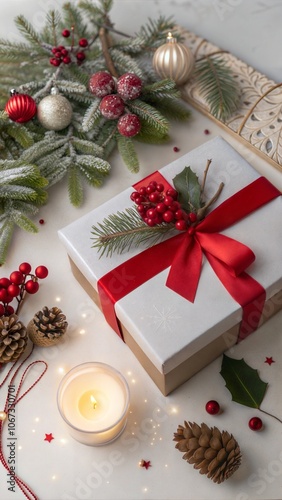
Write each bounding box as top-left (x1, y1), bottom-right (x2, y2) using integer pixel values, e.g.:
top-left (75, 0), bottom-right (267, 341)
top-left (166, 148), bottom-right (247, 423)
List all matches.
top-left (91, 207), bottom-right (173, 257)
top-left (194, 56), bottom-right (241, 120)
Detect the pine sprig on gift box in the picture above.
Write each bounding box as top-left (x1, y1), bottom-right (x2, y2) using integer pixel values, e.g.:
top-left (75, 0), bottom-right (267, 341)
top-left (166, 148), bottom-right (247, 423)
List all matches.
top-left (91, 160), bottom-right (224, 256)
top-left (92, 207), bottom-right (173, 257)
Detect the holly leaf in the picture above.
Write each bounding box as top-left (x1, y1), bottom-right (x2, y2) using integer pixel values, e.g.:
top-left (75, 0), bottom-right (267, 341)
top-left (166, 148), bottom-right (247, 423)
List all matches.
top-left (172, 166), bottom-right (202, 212)
top-left (220, 354), bottom-right (268, 408)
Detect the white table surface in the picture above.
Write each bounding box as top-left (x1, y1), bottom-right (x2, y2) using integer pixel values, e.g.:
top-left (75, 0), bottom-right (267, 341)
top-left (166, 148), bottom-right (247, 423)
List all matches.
top-left (0, 2), bottom-right (282, 500)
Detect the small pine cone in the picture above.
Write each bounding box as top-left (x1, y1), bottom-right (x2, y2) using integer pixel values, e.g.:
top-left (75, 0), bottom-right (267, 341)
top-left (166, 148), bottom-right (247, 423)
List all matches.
top-left (27, 306), bottom-right (68, 347)
top-left (0, 315), bottom-right (28, 363)
top-left (173, 421), bottom-right (241, 484)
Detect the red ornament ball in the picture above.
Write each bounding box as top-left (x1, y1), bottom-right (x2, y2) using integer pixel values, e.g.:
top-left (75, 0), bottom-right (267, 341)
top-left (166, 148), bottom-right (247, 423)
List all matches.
top-left (89, 71), bottom-right (116, 97)
top-left (5, 94), bottom-right (37, 123)
top-left (99, 95), bottom-right (125, 119)
top-left (248, 417), bottom-right (263, 431)
top-left (117, 73), bottom-right (142, 100)
top-left (35, 265), bottom-right (48, 279)
top-left (9, 271), bottom-right (24, 285)
top-left (117, 113), bottom-right (141, 137)
top-left (205, 400), bottom-right (220, 415)
top-left (19, 262), bottom-right (32, 275)
top-left (25, 280), bottom-right (39, 294)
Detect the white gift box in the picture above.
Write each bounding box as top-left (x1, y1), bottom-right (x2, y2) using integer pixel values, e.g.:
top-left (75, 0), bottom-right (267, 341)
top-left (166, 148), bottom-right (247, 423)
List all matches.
top-left (58, 137), bottom-right (282, 395)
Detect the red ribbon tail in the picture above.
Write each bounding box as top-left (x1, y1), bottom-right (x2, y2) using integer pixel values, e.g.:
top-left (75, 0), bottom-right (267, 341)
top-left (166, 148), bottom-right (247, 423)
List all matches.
top-left (205, 252), bottom-right (266, 340)
top-left (166, 235), bottom-right (202, 302)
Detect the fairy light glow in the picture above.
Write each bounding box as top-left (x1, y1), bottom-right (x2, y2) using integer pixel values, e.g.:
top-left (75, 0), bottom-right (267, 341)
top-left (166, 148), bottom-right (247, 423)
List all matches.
top-left (79, 329), bottom-right (86, 335)
top-left (55, 296), bottom-right (61, 302)
top-left (58, 367), bottom-right (65, 375)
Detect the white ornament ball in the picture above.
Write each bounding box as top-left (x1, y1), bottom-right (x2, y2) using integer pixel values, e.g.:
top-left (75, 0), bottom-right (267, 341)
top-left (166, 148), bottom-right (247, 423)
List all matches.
top-left (37, 94), bottom-right (73, 131)
top-left (153, 33), bottom-right (195, 86)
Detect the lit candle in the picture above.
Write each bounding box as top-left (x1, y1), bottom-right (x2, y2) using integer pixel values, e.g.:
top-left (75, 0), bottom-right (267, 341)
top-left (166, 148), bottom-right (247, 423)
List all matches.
top-left (57, 362), bottom-right (130, 446)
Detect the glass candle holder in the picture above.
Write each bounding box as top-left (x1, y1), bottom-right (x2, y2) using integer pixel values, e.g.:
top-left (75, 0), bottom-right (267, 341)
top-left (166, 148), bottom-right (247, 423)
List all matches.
top-left (57, 362), bottom-right (130, 446)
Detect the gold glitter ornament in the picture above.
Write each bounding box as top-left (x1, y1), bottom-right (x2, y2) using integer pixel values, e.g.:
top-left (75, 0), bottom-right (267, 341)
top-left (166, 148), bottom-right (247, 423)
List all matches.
top-left (153, 32), bottom-right (195, 86)
top-left (37, 94), bottom-right (73, 131)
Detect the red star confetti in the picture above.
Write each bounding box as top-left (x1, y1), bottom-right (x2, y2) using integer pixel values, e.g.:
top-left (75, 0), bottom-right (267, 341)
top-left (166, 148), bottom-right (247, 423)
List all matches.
top-left (44, 433), bottom-right (54, 443)
top-left (264, 357), bottom-right (275, 365)
top-left (139, 459), bottom-right (151, 470)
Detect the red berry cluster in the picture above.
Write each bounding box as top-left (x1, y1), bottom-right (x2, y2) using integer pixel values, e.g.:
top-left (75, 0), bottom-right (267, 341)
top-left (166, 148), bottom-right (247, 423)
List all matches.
top-left (130, 181), bottom-right (197, 230)
top-left (0, 262), bottom-right (48, 316)
top-left (89, 71), bottom-right (142, 137)
top-left (50, 29), bottom-right (89, 67)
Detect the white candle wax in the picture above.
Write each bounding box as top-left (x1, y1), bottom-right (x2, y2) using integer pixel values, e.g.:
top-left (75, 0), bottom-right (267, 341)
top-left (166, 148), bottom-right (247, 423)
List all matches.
top-left (57, 362), bottom-right (130, 446)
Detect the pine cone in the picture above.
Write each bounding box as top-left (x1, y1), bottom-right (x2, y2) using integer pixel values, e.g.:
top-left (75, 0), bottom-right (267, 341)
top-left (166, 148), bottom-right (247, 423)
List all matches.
top-left (0, 315), bottom-right (28, 363)
top-left (27, 306), bottom-right (68, 347)
top-left (173, 421), bottom-right (241, 484)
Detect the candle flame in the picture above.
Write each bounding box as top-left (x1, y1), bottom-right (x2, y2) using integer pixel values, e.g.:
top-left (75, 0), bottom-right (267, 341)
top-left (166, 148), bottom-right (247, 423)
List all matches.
top-left (90, 395), bottom-right (97, 410)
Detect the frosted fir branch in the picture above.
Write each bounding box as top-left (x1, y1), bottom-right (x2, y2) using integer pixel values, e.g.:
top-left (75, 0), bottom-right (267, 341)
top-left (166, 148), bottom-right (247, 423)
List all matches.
top-left (55, 80), bottom-right (87, 94)
top-left (128, 99), bottom-right (169, 134)
top-left (82, 99), bottom-right (101, 132)
top-left (71, 137), bottom-right (104, 156)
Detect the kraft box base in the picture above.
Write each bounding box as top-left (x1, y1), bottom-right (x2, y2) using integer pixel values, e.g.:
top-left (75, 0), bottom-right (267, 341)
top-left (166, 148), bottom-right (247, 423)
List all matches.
top-left (68, 257), bottom-right (282, 396)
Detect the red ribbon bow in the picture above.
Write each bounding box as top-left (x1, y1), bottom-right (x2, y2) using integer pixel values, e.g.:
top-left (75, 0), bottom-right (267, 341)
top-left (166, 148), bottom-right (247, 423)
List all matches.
top-left (98, 174), bottom-right (280, 342)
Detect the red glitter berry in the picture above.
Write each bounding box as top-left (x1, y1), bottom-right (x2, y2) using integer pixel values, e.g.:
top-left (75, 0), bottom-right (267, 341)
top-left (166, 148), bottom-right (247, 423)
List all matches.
top-left (99, 95), bottom-right (125, 119)
top-left (62, 29), bottom-right (71, 38)
top-left (117, 113), bottom-right (141, 137)
top-left (89, 71), bottom-right (116, 97)
top-left (205, 400), bottom-right (220, 415)
top-left (50, 58), bottom-right (61, 67)
top-left (248, 417), bottom-right (263, 431)
top-left (117, 73), bottom-right (142, 100)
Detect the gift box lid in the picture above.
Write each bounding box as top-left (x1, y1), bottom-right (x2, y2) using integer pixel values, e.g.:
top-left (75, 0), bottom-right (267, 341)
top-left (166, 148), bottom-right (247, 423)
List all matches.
top-left (58, 137), bottom-right (282, 375)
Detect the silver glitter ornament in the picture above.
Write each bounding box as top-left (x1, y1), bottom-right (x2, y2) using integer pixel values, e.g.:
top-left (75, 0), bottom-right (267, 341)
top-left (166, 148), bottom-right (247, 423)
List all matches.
top-left (37, 94), bottom-right (73, 131)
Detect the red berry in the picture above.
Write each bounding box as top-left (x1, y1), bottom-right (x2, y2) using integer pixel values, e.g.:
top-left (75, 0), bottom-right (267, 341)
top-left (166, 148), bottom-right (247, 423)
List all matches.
top-left (117, 113), bottom-right (141, 137)
top-left (50, 58), bottom-right (61, 67)
top-left (146, 218), bottom-right (156, 227)
top-left (99, 95), bottom-right (125, 120)
top-left (62, 29), bottom-right (71, 38)
top-left (248, 417), bottom-right (263, 431)
top-left (156, 202), bottom-right (166, 214)
top-left (39, 219), bottom-right (45, 225)
top-left (204, 129), bottom-right (210, 135)
top-left (162, 210), bottom-right (174, 223)
top-left (188, 212), bottom-right (197, 223)
top-left (175, 220), bottom-right (187, 231)
top-left (166, 188), bottom-right (178, 199)
top-left (146, 208), bottom-right (157, 219)
top-left (164, 195), bottom-right (174, 206)
top-left (35, 265), bottom-right (48, 279)
top-left (117, 73), bottom-right (142, 100)
top-left (5, 293), bottom-right (14, 304)
top-left (0, 277), bottom-right (11, 288)
top-left (63, 56), bottom-right (71, 64)
top-left (149, 192), bottom-right (160, 203)
top-left (173, 146), bottom-right (180, 152)
top-left (0, 304), bottom-right (5, 316)
top-left (156, 183), bottom-right (164, 192)
top-left (19, 262), bottom-right (32, 275)
top-left (79, 38), bottom-right (88, 47)
top-left (76, 51), bottom-right (86, 62)
top-left (205, 400), bottom-right (220, 415)
top-left (175, 209), bottom-right (184, 220)
top-left (89, 71), bottom-right (116, 97)
top-left (7, 284), bottom-right (20, 298)
top-left (10, 271), bottom-right (24, 285)
top-left (61, 48), bottom-right (69, 56)
top-left (25, 280), bottom-right (39, 294)
top-left (145, 185), bottom-right (156, 195)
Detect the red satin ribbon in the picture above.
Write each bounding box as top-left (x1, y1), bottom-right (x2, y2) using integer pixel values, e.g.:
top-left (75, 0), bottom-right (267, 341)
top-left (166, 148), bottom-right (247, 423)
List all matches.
top-left (97, 174), bottom-right (280, 342)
